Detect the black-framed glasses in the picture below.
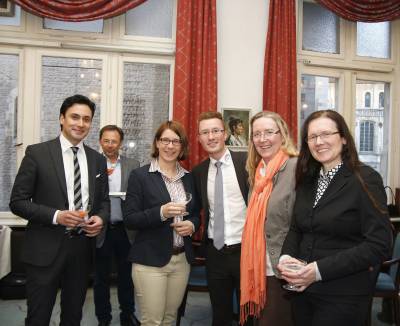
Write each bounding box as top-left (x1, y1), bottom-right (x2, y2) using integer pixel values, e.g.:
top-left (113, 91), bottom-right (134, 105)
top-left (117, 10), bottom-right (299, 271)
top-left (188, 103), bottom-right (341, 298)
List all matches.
top-left (306, 131), bottom-right (340, 143)
top-left (198, 128), bottom-right (225, 137)
top-left (252, 129), bottom-right (280, 141)
top-left (159, 137), bottom-right (182, 146)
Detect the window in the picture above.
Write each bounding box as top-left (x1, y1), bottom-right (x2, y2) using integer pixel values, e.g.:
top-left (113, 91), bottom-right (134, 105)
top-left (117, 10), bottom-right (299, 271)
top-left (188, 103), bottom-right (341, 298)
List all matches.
top-left (302, 1), bottom-right (339, 54)
top-left (43, 19), bottom-right (104, 33)
top-left (359, 121), bottom-right (374, 152)
top-left (357, 22), bottom-right (390, 59)
top-left (0, 5), bottom-right (21, 26)
top-left (300, 74), bottom-right (338, 127)
top-left (121, 61), bottom-right (170, 164)
top-left (41, 56), bottom-right (102, 149)
top-left (299, 0), bottom-right (396, 184)
top-left (0, 53), bottom-right (19, 211)
top-left (364, 92), bottom-right (371, 108)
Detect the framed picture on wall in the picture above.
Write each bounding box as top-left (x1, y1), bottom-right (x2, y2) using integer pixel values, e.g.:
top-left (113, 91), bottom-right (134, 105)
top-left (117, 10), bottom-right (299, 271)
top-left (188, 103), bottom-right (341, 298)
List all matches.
top-left (0, 0), bottom-right (15, 17)
top-left (222, 108), bottom-right (251, 151)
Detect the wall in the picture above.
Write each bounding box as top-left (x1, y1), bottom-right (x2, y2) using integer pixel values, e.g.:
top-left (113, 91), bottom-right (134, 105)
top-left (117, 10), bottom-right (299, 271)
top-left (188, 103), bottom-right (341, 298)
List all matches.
top-left (217, 0), bottom-right (269, 116)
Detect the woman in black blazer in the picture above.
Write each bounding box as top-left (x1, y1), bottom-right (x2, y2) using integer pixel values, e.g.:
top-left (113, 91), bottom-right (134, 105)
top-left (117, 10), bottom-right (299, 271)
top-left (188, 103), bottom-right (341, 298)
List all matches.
top-left (123, 121), bottom-right (200, 326)
top-left (277, 110), bottom-right (392, 326)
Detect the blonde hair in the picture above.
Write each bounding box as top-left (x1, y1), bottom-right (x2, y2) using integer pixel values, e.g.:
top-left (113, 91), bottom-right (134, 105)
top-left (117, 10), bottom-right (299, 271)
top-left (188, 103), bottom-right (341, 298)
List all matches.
top-left (246, 111), bottom-right (298, 187)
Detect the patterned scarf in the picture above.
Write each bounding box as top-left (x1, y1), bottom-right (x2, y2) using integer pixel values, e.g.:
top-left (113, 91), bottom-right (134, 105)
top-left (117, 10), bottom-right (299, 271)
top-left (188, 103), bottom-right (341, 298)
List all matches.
top-left (239, 149), bottom-right (289, 324)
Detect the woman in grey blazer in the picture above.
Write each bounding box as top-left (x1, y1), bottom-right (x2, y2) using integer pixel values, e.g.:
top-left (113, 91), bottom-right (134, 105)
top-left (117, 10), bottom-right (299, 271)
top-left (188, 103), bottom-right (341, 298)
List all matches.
top-left (240, 111), bottom-right (297, 326)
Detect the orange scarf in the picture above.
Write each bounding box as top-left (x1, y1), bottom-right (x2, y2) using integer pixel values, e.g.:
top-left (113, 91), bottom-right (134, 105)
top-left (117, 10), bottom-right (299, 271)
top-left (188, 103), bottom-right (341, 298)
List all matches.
top-left (240, 149), bottom-right (289, 324)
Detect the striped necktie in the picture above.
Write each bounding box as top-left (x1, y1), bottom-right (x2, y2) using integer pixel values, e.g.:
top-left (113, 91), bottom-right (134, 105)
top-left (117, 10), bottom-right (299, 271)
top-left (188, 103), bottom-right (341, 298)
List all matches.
top-left (71, 147), bottom-right (82, 210)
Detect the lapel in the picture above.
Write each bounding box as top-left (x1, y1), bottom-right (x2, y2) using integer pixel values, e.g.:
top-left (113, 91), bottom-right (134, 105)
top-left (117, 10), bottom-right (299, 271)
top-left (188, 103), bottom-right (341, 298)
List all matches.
top-left (314, 164), bottom-right (351, 210)
top-left (230, 150), bottom-right (247, 202)
top-left (48, 138), bottom-right (68, 200)
top-left (84, 145), bottom-right (96, 206)
top-left (120, 156), bottom-right (127, 192)
top-left (148, 169), bottom-right (171, 203)
top-left (199, 159), bottom-right (210, 213)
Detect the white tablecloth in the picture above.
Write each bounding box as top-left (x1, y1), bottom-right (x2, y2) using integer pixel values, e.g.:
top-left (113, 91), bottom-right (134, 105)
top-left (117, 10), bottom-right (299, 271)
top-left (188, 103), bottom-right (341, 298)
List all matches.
top-left (0, 225), bottom-right (12, 280)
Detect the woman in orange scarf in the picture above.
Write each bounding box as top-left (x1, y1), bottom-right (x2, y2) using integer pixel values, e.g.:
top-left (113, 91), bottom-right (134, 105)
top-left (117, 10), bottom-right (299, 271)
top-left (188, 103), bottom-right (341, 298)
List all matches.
top-left (240, 111), bottom-right (297, 325)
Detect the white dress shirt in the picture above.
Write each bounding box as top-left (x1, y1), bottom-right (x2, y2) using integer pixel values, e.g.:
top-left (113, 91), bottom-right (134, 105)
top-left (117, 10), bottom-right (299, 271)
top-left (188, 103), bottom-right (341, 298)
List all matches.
top-left (207, 149), bottom-right (247, 245)
top-left (53, 134), bottom-right (89, 224)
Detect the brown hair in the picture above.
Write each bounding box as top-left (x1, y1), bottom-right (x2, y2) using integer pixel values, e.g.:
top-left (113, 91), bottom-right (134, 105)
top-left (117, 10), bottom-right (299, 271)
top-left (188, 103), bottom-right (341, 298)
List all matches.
top-left (197, 111), bottom-right (224, 126)
top-left (151, 120), bottom-right (189, 161)
top-left (99, 124), bottom-right (124, 141)
top-left (246, 111), bottom-right (298, 187)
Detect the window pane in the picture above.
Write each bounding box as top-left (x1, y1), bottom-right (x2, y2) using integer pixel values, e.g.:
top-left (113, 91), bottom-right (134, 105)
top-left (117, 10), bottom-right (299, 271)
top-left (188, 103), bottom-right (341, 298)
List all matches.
top-left (0, 5), bottom-right (21, 26)
top-left (300, 74), bottom-right (338, 127)
top-left (43, 19), bottom-right (104, 33)
top-left (41, 57), bottom-right (102, 149)
top-left (121, 62), bottom-right (170, 164)
top-left (0, 53), bottom-right (18, 211)
top-left (357, 22), bottom-right (390, 59)
top-left (355, 80), bottom-right (389, 181)
top-left (125, 0), bottom-right (173, 38)
top-left (302, 2), bottom-right (339, 54)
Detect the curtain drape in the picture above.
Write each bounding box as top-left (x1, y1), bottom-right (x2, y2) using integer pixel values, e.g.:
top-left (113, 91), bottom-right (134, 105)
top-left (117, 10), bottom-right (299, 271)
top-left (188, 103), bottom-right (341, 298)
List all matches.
top-left (263, 0), bottom-right (297, 141)
top-left (173, 0), bottom-right (217, 170)
top-left (12, 0), bottom-right (147, 21)
top-left (316, 0), bottom-right (400, 22)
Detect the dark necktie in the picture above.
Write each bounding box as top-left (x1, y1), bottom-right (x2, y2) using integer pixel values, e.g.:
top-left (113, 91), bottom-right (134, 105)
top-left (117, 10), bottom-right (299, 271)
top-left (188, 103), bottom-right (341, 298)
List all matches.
top-left (71, 147), bottom-right (82, 210)
top-left (213, 161), bottom-right (224, 250)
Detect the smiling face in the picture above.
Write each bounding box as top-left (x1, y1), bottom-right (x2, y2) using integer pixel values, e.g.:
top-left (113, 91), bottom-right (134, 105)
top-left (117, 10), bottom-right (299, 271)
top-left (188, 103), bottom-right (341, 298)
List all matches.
top-left (100, 130), bottom-right (122, 161)
top-left (307, 117), bottom-right (346, 172)
top-left (60, 104), bottom-right (92, 145)
top-left (198, 118), bottom-right (227, 160)
top-left (156, 128), bottom-right (182, 164)
top-left (252, 117), bottom-right (283, 163)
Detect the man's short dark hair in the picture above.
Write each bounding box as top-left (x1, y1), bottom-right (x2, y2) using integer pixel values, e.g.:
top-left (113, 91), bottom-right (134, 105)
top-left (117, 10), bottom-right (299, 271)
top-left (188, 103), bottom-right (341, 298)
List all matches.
top-left (59, 94), bottom-right (96, 118)
top-left (99, 125), bottom-right (124, 142)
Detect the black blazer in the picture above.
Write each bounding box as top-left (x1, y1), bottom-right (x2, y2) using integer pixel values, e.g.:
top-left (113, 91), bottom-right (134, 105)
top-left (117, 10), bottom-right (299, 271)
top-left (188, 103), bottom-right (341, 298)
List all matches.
top-left (281, 164), bottom-right (392, 295)
top-left (123, 164), bottom-right (200, 267)
top-left (192, 150), bottom-right (249, 243)
top-left (9, 137), bottom-right (110, 267)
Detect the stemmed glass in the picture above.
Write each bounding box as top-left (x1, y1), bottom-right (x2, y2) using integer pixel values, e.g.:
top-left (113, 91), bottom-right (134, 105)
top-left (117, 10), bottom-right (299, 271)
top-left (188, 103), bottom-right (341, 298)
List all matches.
top-left (65, 203), bottom-right (91, 236)
top-left (172, 192), bottom-right (192, 216)
top-left (282, 259), bottom-right (307, 291)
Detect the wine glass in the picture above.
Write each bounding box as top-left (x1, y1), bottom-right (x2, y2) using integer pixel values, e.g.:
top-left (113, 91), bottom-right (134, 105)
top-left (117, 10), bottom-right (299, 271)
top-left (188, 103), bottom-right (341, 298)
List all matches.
top-left (282, 259), bottom-right (307, 291)
top-left (172, 192), bottom-right (192, 216)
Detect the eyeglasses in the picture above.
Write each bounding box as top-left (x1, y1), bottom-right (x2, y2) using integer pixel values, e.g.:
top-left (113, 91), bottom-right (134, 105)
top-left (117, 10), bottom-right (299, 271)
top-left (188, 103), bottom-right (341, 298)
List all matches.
top-left (101, 139), bottom-right (119, 145)
top-left (252, 129), bottom-right (280, 141)
top-left (159, 137), bottom-right (182, 146)
top-left (306, 131), bottom-right (339, 143)
top-left (198, 129), bottom-right (225, 137)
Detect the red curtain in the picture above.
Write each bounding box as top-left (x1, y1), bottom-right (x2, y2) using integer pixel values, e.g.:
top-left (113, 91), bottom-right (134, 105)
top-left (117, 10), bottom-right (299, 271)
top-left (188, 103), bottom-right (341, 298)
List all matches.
top-left (173, 0), bottom-right (217, 170)
top-left (316, 0), bottom-right (400, 22)
top-left (263, 0), bottom-right (297, 141)
top-left (12, 0), bottom-right (147, 21)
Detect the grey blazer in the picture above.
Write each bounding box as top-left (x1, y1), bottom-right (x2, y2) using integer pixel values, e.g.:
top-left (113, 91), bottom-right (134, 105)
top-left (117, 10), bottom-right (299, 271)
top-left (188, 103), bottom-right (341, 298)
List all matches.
top-left (264, 157), bottom-right (297, 275)
top-left (96, 155), bottom-right (139, 248)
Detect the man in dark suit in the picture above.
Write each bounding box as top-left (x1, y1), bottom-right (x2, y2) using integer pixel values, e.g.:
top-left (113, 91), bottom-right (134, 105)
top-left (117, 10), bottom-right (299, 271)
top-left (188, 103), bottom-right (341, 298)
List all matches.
top-left (9, 94), bottom-right (110, 326)
top-left (192, 112), bottom-right (250, 326)
top-left (94, 125), bottom-right (140, 326)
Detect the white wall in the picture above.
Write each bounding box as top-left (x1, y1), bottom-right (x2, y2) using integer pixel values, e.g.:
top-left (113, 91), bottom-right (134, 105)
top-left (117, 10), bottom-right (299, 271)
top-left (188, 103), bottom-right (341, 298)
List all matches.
top-left (217, 0), bottom-right (269, 116)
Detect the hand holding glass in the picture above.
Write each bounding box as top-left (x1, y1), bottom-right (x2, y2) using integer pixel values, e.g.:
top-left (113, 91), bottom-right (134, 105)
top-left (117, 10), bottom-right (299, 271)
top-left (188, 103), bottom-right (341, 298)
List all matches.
top-left (282, 259), bottom-right (307, 291)
top-left (172, 192), bottom-right (192, 216)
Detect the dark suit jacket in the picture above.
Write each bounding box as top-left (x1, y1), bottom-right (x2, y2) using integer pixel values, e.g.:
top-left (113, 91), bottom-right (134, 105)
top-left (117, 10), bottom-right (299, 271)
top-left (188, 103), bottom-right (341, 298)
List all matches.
top-left (123, 164), bottom-right (200, 267)
top-left (192, 150), bottom-right (249, 243)
top-left (9, 137), bottom-right (110, 267)
top-left (281, 164), bottom-right (392, 295)
top-left (97, 155), bottom-right (139, 248)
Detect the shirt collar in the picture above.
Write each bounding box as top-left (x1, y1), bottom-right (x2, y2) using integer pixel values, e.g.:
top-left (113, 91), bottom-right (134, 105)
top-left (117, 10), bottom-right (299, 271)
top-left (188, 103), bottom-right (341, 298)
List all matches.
top-left (319, 161), bottom-right (343, 181)
top-left (103, 154), bottom-right (121, 164)
top-left (59, 134), bottom-right (84, 153)
top-left (209, 149), bottom-right (232, 166)
top-left (149, 158), bottom-right (188, 177)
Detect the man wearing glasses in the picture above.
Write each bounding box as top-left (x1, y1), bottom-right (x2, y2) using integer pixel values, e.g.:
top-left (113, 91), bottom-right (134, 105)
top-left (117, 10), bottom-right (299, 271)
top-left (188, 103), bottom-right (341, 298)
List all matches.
top-left (192, 112), bottom-right (251, 326)
top-left (95, 125), bottom-right (140, 326)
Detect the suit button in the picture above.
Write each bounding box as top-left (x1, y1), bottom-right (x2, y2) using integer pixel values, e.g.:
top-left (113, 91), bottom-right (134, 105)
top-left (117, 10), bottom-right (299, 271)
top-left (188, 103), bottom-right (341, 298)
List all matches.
top-left (271, 249), bottom-right (275, 255)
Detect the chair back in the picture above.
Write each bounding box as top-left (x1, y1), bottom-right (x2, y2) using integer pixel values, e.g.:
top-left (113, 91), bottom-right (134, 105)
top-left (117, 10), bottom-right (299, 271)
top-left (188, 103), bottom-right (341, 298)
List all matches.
top-left (389, 232), bottom-right (400, 284)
